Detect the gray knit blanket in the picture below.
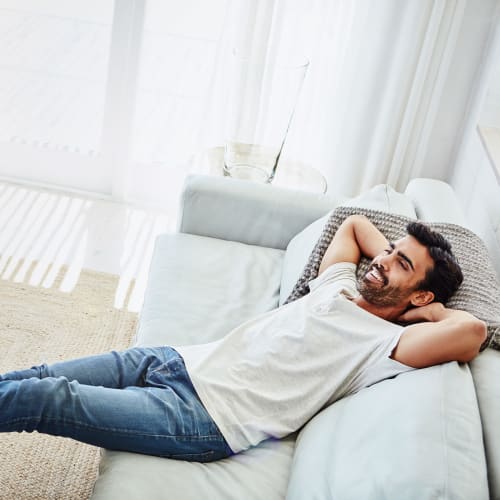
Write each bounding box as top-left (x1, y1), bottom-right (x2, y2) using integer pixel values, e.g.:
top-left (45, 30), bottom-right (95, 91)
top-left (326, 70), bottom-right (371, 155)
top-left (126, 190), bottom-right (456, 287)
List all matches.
top-left (284, 206), bottom-right (500, 351)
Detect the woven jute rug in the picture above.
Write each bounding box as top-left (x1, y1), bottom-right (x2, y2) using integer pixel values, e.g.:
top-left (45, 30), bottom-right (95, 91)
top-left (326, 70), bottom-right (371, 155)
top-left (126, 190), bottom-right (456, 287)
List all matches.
top-left (0, 263), bottom-right (138, 500)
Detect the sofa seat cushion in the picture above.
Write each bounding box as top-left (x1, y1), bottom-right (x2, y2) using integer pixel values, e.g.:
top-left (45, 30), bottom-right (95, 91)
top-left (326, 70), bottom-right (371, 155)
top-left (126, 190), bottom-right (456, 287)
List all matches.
top-left (286, 361), bottom-right (488, 500)
top-left (136, 233), bottom-right (284, 347)
top-left (92, 435), bottom-right (295, 500)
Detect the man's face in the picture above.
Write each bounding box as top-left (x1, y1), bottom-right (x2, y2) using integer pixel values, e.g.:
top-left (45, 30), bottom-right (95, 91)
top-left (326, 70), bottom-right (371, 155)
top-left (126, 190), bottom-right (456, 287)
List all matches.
top-left (357, 235), bottom-right (434, 308)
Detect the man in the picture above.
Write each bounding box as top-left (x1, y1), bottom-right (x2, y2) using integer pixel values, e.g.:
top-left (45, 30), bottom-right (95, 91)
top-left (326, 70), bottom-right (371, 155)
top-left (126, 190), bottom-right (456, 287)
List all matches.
top-left (319, 214), bottom-right (486, 367)
top-left (0, 215), bottom-right (486, 462)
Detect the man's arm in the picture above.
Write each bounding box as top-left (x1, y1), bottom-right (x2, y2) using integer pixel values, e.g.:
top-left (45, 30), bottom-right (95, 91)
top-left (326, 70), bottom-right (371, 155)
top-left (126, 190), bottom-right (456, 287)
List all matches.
top-left (392, 303), bottom-right (487, 367)
top-left (319, 215), bottom-right (388, 274)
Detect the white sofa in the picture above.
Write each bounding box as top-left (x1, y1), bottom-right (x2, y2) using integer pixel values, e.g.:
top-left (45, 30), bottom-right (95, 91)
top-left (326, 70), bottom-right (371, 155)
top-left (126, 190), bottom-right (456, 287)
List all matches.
top-left (91, 174), bottom-right (500, 500)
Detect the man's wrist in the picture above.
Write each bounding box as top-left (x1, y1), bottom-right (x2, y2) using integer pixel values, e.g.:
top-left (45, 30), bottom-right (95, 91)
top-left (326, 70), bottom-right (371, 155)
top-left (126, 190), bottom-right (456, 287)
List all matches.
top-left (427, 303), bottom-right (448, 322)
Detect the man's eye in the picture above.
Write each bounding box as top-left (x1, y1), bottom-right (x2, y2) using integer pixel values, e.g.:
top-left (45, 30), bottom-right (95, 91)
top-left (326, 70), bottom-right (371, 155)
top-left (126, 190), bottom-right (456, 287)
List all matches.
top-left (399, 260), bottom-right (408, 270)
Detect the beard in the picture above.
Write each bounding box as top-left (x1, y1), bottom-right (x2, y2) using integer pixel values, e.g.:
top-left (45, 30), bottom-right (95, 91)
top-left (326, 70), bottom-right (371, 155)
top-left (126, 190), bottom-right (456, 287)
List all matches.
top-left (357, 265), bottom-right (413, 307)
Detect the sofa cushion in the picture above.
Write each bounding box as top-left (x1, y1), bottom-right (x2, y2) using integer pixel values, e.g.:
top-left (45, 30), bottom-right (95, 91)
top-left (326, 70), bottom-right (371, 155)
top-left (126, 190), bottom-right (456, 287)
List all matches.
top-left (136, 233), bottom-right (284, 347)
top-left (92, 435), bottom-right (295, 500)
top-left (279, 184), bottom-right (416, 304)
top-left (470, 349), bottom-right (500, 500)
top-left (286, 362), bottom-right (488, 500)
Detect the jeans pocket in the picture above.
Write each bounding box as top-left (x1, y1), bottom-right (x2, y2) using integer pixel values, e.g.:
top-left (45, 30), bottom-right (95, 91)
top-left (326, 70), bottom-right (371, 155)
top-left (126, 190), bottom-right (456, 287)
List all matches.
top-left (146, 358), bottom-right (183, 387)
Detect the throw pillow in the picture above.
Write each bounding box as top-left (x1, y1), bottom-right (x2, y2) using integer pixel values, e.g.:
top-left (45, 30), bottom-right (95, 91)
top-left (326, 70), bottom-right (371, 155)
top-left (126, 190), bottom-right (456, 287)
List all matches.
top-left (284, 205), bottom-right (500, 351)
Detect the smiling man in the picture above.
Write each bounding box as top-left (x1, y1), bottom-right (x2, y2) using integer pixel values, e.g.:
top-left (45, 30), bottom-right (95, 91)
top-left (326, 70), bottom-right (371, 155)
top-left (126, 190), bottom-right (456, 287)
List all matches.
top-left (320, 214), bottom-right (487, 368)
top-left (0, 214), bottom-right (487, 461)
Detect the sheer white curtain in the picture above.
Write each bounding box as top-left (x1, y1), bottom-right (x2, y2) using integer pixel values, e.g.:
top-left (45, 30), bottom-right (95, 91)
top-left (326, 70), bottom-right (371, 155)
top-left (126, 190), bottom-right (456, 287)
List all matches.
top-left (0, 0), bottom-right (465, 205)
top-left (128, 0), bottom-right (466, 203)
top-left (208, 0), bottom-right (464, 197)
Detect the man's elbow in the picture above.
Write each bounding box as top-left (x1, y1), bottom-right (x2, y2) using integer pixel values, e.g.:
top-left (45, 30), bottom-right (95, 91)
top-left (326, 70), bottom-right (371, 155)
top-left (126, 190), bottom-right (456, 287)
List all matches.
top-left (472, 319), bottom-right (488, 347)
top-left (460, 319), bottom-right (487, 362)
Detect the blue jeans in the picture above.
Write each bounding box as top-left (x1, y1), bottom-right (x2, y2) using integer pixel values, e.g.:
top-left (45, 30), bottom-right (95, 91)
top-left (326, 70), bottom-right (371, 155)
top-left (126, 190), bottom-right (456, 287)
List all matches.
top-left (0, 346), bottom-right (233, 462)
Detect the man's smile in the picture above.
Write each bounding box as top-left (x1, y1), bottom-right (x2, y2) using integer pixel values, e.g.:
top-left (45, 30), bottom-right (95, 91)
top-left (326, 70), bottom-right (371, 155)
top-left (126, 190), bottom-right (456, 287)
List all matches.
top-left (365, 266), bottom-right (388, 286)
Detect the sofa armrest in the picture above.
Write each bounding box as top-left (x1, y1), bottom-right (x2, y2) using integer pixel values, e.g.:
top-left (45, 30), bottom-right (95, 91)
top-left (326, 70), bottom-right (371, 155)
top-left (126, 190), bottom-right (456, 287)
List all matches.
top-left (176, 175), bottom-right (339, 250)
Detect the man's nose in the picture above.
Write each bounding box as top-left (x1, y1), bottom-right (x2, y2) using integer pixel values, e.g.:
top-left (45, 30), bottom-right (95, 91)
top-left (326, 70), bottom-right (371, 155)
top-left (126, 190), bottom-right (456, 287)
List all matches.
top-left (377, 254), bottom-right (391, 270)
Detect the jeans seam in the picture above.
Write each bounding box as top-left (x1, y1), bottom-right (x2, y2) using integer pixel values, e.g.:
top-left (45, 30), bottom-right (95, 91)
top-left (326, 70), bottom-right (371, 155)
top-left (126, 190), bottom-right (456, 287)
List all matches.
top-left (4, 416), bottom-right (225, 441)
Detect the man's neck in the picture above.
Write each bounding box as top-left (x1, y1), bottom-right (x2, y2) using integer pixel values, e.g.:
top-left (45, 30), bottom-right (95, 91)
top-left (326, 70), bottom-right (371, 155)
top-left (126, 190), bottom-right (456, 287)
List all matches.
top-left (352, 296), bottom-right (405, 323)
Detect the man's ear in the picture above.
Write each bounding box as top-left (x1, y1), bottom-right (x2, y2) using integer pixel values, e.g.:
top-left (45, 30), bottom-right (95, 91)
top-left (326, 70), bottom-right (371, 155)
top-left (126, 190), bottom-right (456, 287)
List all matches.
top-left (410, 290), bottom-right (435, 307)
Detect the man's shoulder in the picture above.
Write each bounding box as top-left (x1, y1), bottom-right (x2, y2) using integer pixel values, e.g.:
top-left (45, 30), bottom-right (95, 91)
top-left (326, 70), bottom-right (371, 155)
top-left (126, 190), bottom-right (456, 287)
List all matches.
top-left (309, 262), bottom-right (358, 296)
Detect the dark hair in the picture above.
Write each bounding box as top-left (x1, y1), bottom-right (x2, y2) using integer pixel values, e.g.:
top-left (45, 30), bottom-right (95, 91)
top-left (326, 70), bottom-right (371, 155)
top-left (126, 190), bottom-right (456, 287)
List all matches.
top-left (406, 221), bottom-right (463, 304)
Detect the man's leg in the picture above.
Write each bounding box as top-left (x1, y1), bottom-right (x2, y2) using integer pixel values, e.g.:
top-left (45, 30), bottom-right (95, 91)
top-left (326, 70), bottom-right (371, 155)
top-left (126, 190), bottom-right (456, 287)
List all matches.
top-left (0, 346), bottom-right (174, 388)
top-left (0, 348), bottom-right (233, 461)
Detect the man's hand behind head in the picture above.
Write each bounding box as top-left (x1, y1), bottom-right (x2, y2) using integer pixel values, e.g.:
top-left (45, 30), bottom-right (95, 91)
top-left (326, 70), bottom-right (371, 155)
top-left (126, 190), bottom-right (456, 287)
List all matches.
top-left (397, 302), bottom-right (446, 324)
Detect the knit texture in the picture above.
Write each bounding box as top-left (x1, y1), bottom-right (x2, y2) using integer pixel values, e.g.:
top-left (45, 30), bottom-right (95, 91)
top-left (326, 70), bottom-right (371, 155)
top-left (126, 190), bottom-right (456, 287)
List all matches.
top-left (284, 206), bottom-right (500, 351)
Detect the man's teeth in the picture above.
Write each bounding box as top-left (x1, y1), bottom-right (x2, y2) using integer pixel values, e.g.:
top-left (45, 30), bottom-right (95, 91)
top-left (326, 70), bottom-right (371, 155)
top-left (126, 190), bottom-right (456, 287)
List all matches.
top-left (371, 268), bottom-right (384, 283)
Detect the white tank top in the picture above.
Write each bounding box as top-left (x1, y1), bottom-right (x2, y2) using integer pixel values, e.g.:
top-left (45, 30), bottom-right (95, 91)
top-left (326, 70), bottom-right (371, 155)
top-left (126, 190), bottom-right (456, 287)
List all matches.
top-left (176, 262), bottom-right (414, 453)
